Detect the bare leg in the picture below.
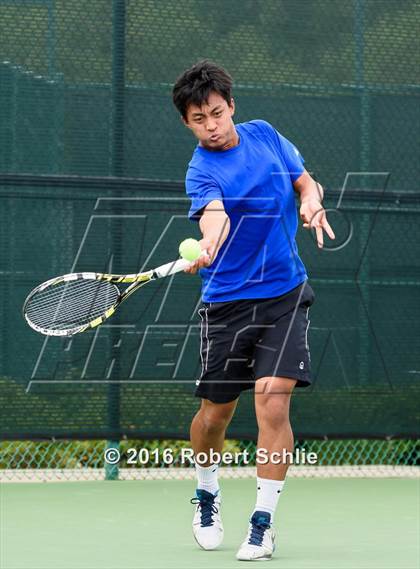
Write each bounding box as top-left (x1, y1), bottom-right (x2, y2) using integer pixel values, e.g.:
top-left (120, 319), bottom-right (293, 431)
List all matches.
top-left (254, 376), bottom-right (297, 480)
top-left (190, 398), bottom-right (238, 465)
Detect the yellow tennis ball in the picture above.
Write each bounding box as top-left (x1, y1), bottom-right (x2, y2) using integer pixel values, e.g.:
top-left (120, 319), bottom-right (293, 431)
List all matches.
top-left (179, 238), bottom-right (202, 262)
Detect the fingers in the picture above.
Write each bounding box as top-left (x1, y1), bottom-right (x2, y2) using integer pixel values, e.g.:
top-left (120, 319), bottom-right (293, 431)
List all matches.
top-left (302, 210), bottom-right (336, 248)
top-left (315, 225), bottom-right (324, 249)
top-left (183, 263), bottom-right (199, 274)
top-left (322, 218), bottom-right (336, 240)
top-left (183, 251), bottom-right (211, 274)
top-left (196, 252), bottom-right (211, 268)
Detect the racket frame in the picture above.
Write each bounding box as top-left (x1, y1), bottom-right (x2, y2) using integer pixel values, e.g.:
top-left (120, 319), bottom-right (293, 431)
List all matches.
top-left (23, 255), bottom-right (203, 337)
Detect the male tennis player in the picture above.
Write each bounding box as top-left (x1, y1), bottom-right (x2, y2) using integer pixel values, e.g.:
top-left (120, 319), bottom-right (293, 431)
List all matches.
top-left (172, 60), bottom-right (335, 562)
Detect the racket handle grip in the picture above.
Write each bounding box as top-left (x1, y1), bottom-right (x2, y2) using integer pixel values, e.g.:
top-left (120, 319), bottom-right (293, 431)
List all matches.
top-left (154, 250), bottom-right (209, 279)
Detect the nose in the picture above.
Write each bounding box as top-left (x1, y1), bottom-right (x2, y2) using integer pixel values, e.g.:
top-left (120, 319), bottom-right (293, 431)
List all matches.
top-left (206, 119), bottom-right (217, 132)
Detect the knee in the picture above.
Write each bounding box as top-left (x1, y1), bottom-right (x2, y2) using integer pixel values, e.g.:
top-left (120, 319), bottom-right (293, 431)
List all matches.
top-left (256, 395), bottom-right (291, 429)
top-left (198, 401), bottom-right (236, 434)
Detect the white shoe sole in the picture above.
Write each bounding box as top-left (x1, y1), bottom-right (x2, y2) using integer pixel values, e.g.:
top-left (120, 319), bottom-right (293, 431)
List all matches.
top-left (236, 555), bottom-right (272, 561)
top-left (236, 544), bottom-right (275, 561)
top-left (193, 530), bottom-right (224, 551)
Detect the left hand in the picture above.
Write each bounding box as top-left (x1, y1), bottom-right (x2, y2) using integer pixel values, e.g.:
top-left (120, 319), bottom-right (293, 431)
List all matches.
top-left (300, 199), bottom-right (336, 248)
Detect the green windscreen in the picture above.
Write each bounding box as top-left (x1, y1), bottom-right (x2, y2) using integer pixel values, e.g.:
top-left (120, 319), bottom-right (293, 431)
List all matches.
top-left (0, 179), bottom-right (419, 439)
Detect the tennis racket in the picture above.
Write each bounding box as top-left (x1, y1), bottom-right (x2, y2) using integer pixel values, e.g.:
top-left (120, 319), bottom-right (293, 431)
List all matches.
top-left (23, 253), bottom-right (206, 337)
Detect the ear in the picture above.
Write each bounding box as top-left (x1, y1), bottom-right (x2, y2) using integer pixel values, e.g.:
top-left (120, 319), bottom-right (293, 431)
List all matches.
top-left (181, 115), bottom-right (191, 129)
top-left (229, 97), bottom-right (235, 116)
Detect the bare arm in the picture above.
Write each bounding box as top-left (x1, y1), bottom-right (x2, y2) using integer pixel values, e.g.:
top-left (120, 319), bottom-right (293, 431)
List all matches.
top-left (293, 170), bottom-right (335, 248)
top-left (184, 199), bottom-right (230, 274)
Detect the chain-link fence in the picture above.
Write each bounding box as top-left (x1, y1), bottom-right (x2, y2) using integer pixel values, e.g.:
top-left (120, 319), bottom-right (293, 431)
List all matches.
top-left (1, 439), bottom-right (419, 482)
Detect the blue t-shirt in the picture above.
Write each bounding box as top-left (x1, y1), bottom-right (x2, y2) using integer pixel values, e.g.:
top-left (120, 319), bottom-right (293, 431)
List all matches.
top-left (185, 119), bottom-right (307, 302)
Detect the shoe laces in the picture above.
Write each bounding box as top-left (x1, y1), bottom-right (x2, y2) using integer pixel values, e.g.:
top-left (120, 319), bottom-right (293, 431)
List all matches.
top-left (190, 489), bottom-right (219, 528)
top-left (248, 511), bottom-right (271, 546)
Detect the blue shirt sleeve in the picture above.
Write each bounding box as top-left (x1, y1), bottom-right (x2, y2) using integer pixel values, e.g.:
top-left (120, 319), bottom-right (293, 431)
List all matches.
top-left (185, 166), bottom-right (223, 221)
top-left (275, 130), bottom-right (305, 182)
top-left (251, 120), bottom-right (305, 182)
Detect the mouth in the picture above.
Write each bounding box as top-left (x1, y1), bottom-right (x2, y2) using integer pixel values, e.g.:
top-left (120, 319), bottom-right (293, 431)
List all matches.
top-left (209, 134), bottom-right (220, 142)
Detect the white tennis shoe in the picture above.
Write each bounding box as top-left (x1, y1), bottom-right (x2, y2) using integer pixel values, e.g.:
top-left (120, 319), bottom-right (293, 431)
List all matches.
top-left (236, 510), bottom-right (275, 561)
top-left (191, 489), bottom-right (224, 550)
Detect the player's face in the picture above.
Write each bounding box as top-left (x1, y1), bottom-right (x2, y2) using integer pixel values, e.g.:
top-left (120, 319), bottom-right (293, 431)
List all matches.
top-left (183, 92), bottom-right (238, 151)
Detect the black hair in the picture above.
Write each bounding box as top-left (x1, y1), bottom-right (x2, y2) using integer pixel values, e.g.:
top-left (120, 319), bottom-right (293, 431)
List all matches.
top-left (172, 60), bottom-right (233, 120)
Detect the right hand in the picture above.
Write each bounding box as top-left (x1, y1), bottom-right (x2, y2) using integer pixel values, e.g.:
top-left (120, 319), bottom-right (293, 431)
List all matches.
top-left (183, 238), bottom-right (216, 275)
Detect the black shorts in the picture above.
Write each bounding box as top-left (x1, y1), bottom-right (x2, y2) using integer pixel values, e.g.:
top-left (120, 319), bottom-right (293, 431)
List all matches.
top-left (195, 281), bottom-right (315, 403)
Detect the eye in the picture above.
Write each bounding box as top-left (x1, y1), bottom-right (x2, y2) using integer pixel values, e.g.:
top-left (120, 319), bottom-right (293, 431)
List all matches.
top-left (214, 111), bottom-right (222, 117)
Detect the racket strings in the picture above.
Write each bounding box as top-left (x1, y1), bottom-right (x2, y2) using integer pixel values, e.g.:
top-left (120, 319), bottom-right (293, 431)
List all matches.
top-left (26, 279), bottom-right (120, 331)
top-left (27, 284), bottom-right (118, 328)
top-left (30, 295), bottom-right (109, 326)
top-left (28, 282), bottom-right (112, 314)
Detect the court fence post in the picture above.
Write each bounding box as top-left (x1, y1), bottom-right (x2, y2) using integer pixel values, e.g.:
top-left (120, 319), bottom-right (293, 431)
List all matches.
top-left (105, 0), bottom-right (126, 480)
top-left (105, 440), bottom-right (120, 481)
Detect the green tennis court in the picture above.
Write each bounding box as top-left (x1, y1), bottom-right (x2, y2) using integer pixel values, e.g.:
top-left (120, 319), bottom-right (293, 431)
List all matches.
top-left (1, 478), bottom-right (418, 569)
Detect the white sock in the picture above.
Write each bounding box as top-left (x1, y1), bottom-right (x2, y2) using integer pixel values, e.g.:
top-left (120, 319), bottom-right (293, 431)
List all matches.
top-left (195, 463), bottom-right (220, 495)
top-left (253, 477), bottom-right (285, 518)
